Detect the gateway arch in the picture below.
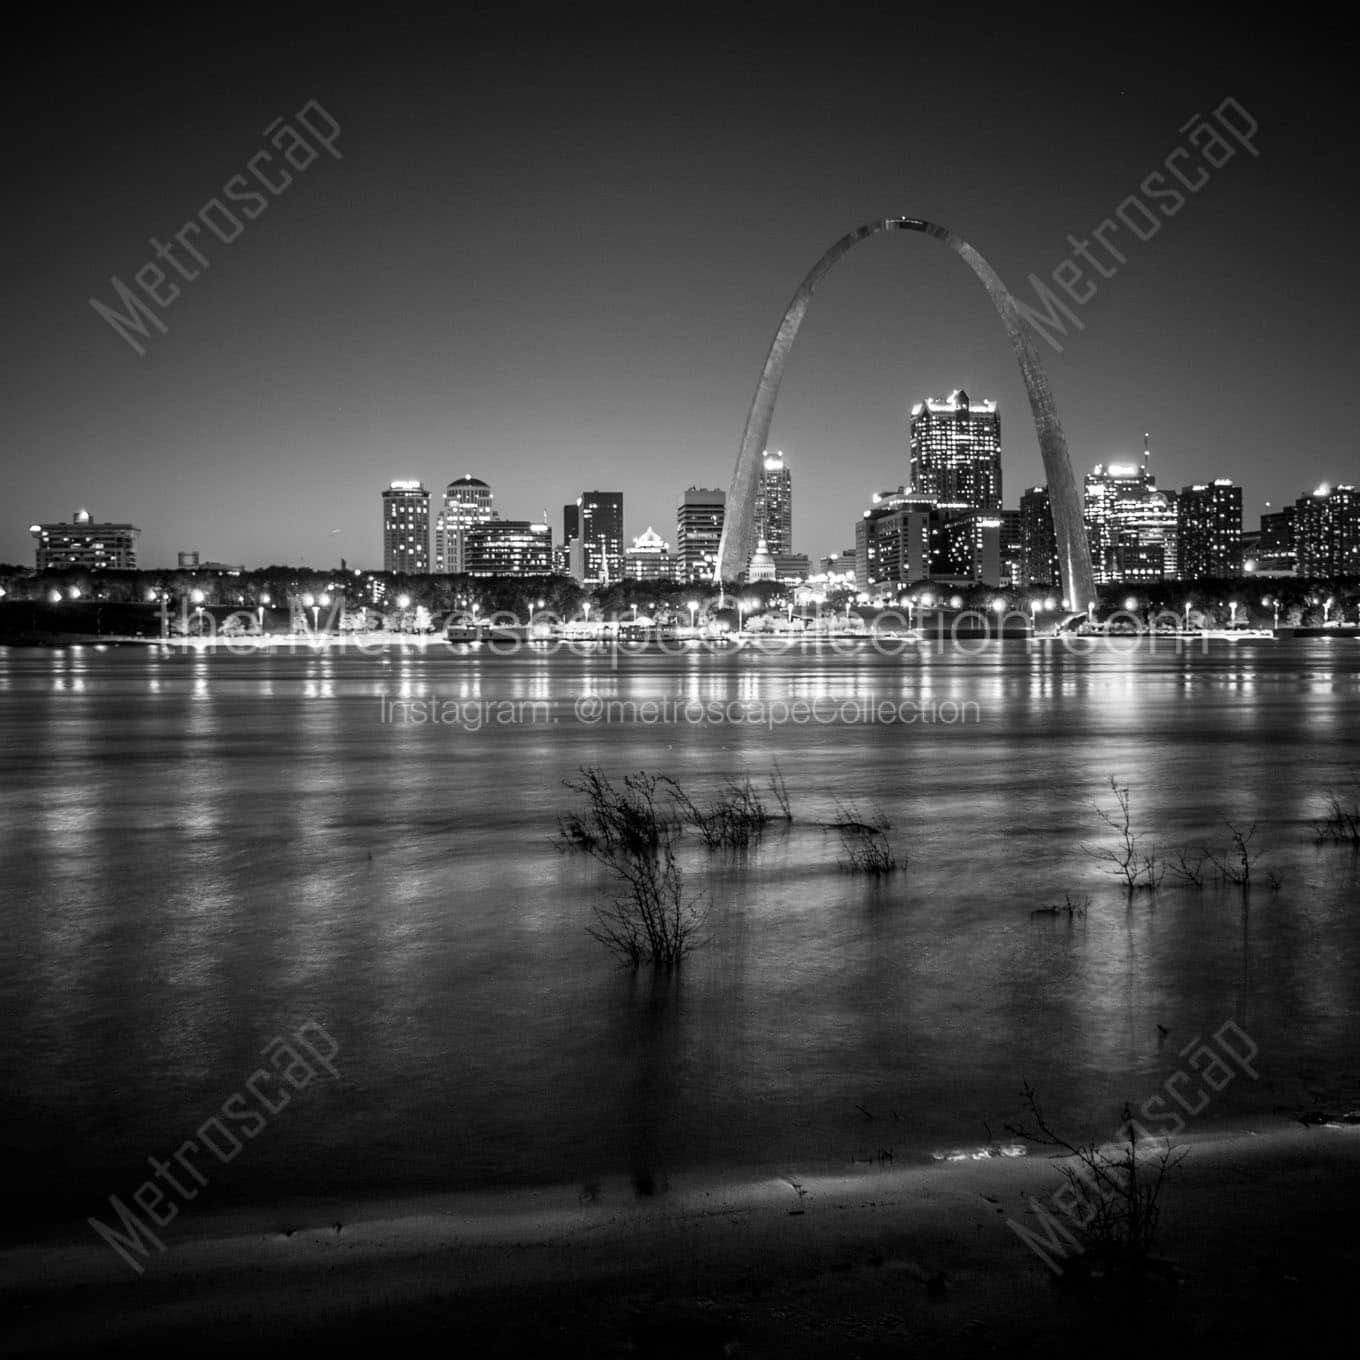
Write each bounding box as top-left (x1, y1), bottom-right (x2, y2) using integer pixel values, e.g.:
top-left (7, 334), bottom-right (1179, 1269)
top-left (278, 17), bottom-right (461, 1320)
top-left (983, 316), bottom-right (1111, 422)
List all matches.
top-left (714, 217), bottom-right (1095, 609)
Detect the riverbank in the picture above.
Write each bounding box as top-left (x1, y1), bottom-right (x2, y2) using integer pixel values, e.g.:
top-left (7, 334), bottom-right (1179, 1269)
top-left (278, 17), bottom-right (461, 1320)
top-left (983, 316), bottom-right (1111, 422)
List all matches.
top-left (4, 1123), bottom-right (1356, 1357)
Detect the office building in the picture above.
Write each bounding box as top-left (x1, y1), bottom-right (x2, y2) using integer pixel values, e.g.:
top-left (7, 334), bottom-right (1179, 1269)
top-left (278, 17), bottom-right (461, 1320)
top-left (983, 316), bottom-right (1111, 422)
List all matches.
top-left (855, 489), bottom-right (933, 591)
top-left (30, 508), bottom-right (139, 571)
top-left (1256, 506), bottom-right (1297, 574)
top-left (753, 450), bottom-right (793, 557)
top-left (578, 490), bottom-right (623, 585)
top-left (463, 520), bottom-right (551, 576)
top-left (909, 390), bottom-right (1002, 512)
top-left (1084, 452), bottom-right (1178, 583)
top-left (676, 487), bottom-right (725, 582)
top-left (624, 527), bottom-right (673, 582)
top-left (434, 476), bottom-right (495, 573)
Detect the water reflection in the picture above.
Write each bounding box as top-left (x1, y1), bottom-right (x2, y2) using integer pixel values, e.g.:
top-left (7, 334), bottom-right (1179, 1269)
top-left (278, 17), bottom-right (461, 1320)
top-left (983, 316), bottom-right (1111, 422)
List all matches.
top-left (1, 640), bottom-right (1358, 1230)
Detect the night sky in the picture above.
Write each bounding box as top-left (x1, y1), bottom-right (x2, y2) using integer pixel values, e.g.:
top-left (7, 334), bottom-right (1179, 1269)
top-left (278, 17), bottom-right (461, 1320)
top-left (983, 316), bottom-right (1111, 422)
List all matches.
top-left (7, 13), bottom-right (1356, 569)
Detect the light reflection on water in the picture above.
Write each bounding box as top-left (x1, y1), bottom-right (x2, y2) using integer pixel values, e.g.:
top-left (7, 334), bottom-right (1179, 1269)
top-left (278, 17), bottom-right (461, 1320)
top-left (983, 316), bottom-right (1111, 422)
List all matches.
top-left (1, 639), bottom-right (1358, 1235)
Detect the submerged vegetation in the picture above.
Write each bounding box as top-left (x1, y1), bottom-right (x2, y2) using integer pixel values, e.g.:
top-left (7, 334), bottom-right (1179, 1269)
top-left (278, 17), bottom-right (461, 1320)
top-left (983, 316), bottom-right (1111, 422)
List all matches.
top-left (1085, 776), bottom-right (1283, 897)
top-left (1084, 777), bottom-right (1165, 893)
top-left (1314, 775), bottom-right (1360, 845)
top-left (558, 764), bottom-right (909, 964)
top-left (666, 764), bottom-right (792, 850)
top-left (828, 800), bottom-right (899, 876)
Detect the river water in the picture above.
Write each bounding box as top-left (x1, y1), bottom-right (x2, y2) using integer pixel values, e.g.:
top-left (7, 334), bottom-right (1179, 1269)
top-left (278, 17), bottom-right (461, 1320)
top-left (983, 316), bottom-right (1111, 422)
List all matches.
top-left (2, 636), bottom-right (1358, 1240)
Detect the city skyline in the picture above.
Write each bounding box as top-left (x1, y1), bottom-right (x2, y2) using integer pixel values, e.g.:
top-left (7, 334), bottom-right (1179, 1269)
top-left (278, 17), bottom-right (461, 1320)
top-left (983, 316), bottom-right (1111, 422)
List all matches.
top-left (7, 17), bottom-right (1354, 571)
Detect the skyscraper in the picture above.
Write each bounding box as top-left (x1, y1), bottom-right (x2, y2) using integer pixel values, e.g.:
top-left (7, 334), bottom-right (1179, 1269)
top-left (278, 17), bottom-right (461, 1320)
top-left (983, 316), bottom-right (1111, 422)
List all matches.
top-left (380, 481), bottom-right (430, 574)
top-left (753, 450), bottom-right (793, 556)
top-left (908, 390), bottom-right (1002, 512)
top-left (434, 476), bottom-right (494, 573)
top-left (578, 490), bottom-right (623, 585)
top-left (1084, 455), bottom-right (1178, 584)
top-left (676, 487), bottom-right (725, 582)
top-left (1177, 479), bottom-right (1243, 580)
top-left (1019, 487), bottom-right (1060, 587)
top-left (1294, 483), bottom-right (1360, 577)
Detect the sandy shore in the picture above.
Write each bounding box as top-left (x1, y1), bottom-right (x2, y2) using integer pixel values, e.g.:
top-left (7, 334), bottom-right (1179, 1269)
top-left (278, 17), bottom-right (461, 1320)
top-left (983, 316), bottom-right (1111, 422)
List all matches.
top-left (4, 1123), bottom-right (1357, 1357)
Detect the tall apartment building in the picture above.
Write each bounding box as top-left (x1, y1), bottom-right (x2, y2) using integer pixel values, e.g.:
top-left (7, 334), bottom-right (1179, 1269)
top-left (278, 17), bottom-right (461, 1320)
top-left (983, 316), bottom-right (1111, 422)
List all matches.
top-left (1177, 479), bottom-right (1243, 580)
top-left (1019, 486), bottom-right (1061, 587)
top-left (1294, 483), bottom-right (1360, 577)
top-left (380, 481), bottom-right (430, 574)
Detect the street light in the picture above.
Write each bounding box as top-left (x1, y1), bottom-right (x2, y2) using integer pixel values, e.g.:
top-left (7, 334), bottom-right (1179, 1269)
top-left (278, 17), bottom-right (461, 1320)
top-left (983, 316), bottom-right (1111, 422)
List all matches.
top-left (1324, 596), bottom-right (1334, 623)
top-left (1228, 600), bottom-right (1239, 627)
top-left (191, 588), bottom-right (205, 634)
top-left (1184, 599), bottom-right (1193, 630)
top-left (687, 599), bottom-right (698, 631)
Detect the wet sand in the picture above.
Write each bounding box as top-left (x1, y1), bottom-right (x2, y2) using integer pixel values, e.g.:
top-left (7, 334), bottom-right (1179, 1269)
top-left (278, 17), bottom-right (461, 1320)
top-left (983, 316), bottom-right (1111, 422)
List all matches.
top-left (4, 1122), bottom-right (1357, 1357)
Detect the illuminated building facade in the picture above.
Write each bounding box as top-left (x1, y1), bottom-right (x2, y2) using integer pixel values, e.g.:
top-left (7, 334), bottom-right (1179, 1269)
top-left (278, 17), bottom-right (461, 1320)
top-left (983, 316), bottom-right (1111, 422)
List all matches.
top-left (855, 489), bottom-right (933, 591)
top-left (463, 520), bottom-right (551, 576)
top-left (753, 450), bottom-right (793, 557)
top-left (31, 508), bottom-right (140, 571)
top-left (434, 476), bottom-right (495, 573)
top-left (1084, 458), bottom-right (1178, 583)
top-left (579, 490), bottom-right (623, 585)
top-left (909, 390), bottom-right (1002, 512)
top-left (1177, 479), bottom-right (1243, 580)
top-left (380, 481), bottom-right (430, 574)
top-left (677, 487), bottom-right (725, 582)
top-left (1294, 483), bottom-right (1360, 577)
top-left (624, 526), bottom-right (673, 582)
top-left (1019, 486), bottom-right (1061, 586)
